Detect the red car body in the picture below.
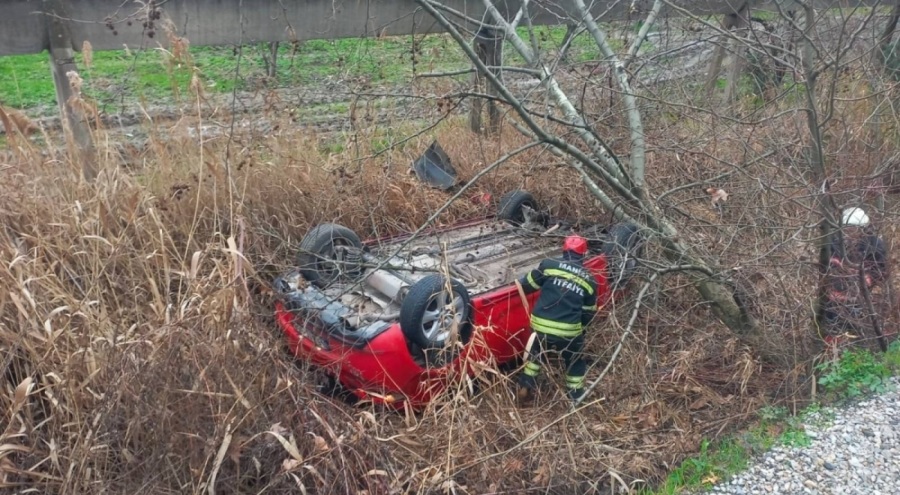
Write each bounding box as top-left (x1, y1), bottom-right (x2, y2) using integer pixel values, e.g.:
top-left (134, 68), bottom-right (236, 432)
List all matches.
top-left (273, 217), bottom-right (624, 411)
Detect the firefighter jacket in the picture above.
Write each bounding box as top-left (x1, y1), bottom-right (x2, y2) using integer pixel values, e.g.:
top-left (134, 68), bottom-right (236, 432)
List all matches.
top-left (518, 254), bottom-right (599, 338)
top-left (829, 229), bottom-right (887, 286)
top-left (824, 228), bottom-right (887, 302)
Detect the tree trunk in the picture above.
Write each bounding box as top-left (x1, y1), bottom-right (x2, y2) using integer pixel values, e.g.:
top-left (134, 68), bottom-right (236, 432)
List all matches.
top-left (705, 4), bottom-right (748, 99)
top-left (262, 41), bottom-right (279, 78)
top-left (45, 0), bottom-right (96, 182)
top-left (875, 0), bottom-right (900, 67)
top-left (724, 4), bottom-right (750, 104)
top-left (469, 27), bottom-right (503, 135)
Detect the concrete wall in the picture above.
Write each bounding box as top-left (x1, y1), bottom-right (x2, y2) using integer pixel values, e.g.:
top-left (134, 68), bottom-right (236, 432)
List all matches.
top-left (0, 0), bottom-right (883, 57)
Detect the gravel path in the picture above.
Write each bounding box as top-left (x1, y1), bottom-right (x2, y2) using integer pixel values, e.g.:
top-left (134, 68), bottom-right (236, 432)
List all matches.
top-left (697, 376), bottom-right (900, 495)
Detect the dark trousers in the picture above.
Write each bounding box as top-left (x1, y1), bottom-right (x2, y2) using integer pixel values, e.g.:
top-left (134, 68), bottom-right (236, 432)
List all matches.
top-left (823, 292), bottom-right (866, 335)
top-left (518, 331), bottom-right (586, 392)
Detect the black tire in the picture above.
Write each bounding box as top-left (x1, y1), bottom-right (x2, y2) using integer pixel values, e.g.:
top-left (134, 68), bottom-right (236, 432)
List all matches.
top-left (297, 223), bottom-right (363, 287)
top-left (602, 223), bottom-right (645, 290)
top-left (497, 190), bottom-right (542, 226)
top-left (399, 275), bottom-right (473, 353)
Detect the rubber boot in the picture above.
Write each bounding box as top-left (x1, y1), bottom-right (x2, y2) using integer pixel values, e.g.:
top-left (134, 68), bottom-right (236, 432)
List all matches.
top-left (516, 374), bottom-right (536, 403)
top-left (567, 388), bottom-right (586, 404)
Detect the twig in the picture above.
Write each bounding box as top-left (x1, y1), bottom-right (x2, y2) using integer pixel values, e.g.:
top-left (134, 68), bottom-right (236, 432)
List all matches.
top-left (444, 396), bottom-right (608, 480)
top-left (624, 0), bottom-right (664, 69)
top-left (441, 0), bottom-right (639, 194)
top-left (206, 422), bottom-right (233, 495)
top-left (857, 261), bottom-right (888, 352)
top-left (415, 66), bottom-right (541, 78)
top-left (573, 271), bottom-right (660, 409)
top-left (573, 264), bottom-right (719, 408)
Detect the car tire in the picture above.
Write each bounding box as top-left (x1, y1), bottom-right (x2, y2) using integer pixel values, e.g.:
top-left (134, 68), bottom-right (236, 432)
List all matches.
top-left (297, 223), bottom-right (364, 287)
top-left (399, 274), bottom-right (473, 354)
top-left (497, 189), bottom-right (542, 226)
top-left (602, 223), bottom-right (645, 290)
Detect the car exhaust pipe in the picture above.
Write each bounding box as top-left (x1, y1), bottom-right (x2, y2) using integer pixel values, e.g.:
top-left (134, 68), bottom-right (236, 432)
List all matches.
top-left (366, 269), bottom-right (410, 303)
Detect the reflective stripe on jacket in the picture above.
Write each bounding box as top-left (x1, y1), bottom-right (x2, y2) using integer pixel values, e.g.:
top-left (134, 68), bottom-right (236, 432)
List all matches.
top-left (518, 255), bottom-right (599, 338)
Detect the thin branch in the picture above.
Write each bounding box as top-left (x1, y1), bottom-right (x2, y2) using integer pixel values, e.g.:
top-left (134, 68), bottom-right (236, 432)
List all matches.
top-left (655, 147), bottom-right (783, 203)
top-left (445, 396), bottom-right (609, 480)
top-left (425, 2), bottom-right (503, 33)
top-left (415, 66), bottom-right (541, 78)
top-left (857, 261), bottom-right (888, 352)
top-left (571, 0), bottom-right (647, 192)
top-left (573, 264), bottom-right (717, 408)
top-left (474, 0), bottom-right (636, 190)
top-left (624, 0), bottom-right (664, 68)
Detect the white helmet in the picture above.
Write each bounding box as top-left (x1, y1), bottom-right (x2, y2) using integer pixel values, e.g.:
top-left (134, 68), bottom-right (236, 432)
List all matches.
top-left (841, 207), bottom-right (869, 227)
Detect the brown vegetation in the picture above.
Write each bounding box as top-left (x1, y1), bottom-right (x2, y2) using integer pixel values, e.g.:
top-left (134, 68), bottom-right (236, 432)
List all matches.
top-left (3, 8), bottom-right (900, 495)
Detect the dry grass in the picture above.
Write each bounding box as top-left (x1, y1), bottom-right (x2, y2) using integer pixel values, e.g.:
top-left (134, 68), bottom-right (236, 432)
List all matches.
top-left (2, 43), bottom-right (900, 495)
top-left (0, 105), bottom-right (777, 494)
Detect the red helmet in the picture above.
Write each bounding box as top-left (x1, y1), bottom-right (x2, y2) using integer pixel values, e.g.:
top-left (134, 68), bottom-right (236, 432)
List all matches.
top-left (563, 234), bottom-right (588, 255)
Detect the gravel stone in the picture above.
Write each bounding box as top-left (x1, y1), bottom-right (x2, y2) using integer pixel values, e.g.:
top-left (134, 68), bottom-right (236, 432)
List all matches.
top-left (686, 376), bottom-right (900, 494)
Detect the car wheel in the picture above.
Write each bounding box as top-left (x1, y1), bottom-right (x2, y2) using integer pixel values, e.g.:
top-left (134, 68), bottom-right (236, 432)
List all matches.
top-left (297, 223), bottom-right (364, 287)
top-left (602, 223), bottom-right (645, 290)
top-left (400, 274), bottom-right (473, 353)
top-left (497, 189), bottom-right (543, 226)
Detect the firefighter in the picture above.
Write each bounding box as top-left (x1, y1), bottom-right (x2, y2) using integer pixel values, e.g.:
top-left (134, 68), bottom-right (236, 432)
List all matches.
top-left (823, 207), bottom-right (888, 335)
top-left (515, 234), bottom-right (599, 404)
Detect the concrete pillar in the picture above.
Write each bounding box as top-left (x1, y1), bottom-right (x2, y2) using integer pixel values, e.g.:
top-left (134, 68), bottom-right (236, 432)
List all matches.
top-left (44, 0), bottom-right (97, 181)
top-left (469, 27), bottom-right (503, 135)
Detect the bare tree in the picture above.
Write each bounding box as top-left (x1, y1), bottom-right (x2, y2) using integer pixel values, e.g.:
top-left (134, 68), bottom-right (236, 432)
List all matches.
top-left (667, 0), bottom-right (899, 351)
top-left (411, 0), bottom-right (900, 367)
top-left (415, 0), bottom-right (764, 348)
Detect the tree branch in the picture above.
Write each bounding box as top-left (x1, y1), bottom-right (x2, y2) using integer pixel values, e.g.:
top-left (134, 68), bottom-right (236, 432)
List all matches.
top-left (415, 0), bottom-right (642, 205)
top-left (574, 264), bottom-right (718, 408)
top-left (624, 0), bottom-right (663, 69)
top-left (571, 0), bottom-right (647, 193)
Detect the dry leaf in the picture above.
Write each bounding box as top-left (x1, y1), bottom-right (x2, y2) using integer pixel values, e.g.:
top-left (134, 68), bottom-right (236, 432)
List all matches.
top-left (532, 463), bottom-right (550, 485)
top-left (0, 457), bottom-right (16, 483)
top-left (13, 376), bottom-right (34, 411)
top-left (82, 41), bottom-right (93, 69)
top-left (265, 427), bottom-right (303, 462)
top-left (357, 411), bottom-right (377, 429)
top-left (502, 457), bottom-right (524, 473)
top-left (689, 397), bottom-right (709, 410)
top-left (312, 434), bottom-right (328, 453)
top-left (702, 473), bottom-right (720, 484)
top-left (282, 458), bottom-right (301, 472)
top-left (706, 187), bottom-right (729, 205)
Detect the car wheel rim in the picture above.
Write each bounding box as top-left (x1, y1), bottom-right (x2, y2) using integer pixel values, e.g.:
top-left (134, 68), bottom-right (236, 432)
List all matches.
top-left (421, 289), bottom-right (465, 344)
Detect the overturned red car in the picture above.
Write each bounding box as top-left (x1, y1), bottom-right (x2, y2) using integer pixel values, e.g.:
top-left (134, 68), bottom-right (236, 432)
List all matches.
top-left (272, 190), bottom-right (644, 410)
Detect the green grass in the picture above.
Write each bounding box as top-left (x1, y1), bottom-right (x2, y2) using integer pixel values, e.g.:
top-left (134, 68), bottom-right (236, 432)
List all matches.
top-left (0, 25), bottom-right (613, 117)
top-left (0, 46), bottom-right (237, 113)
top-left (637, 341), bottom-right (900, 495)
top-left (816, 341), bottom-right (900, 400)
top-left (636, 408), bottom-right (813, 495)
